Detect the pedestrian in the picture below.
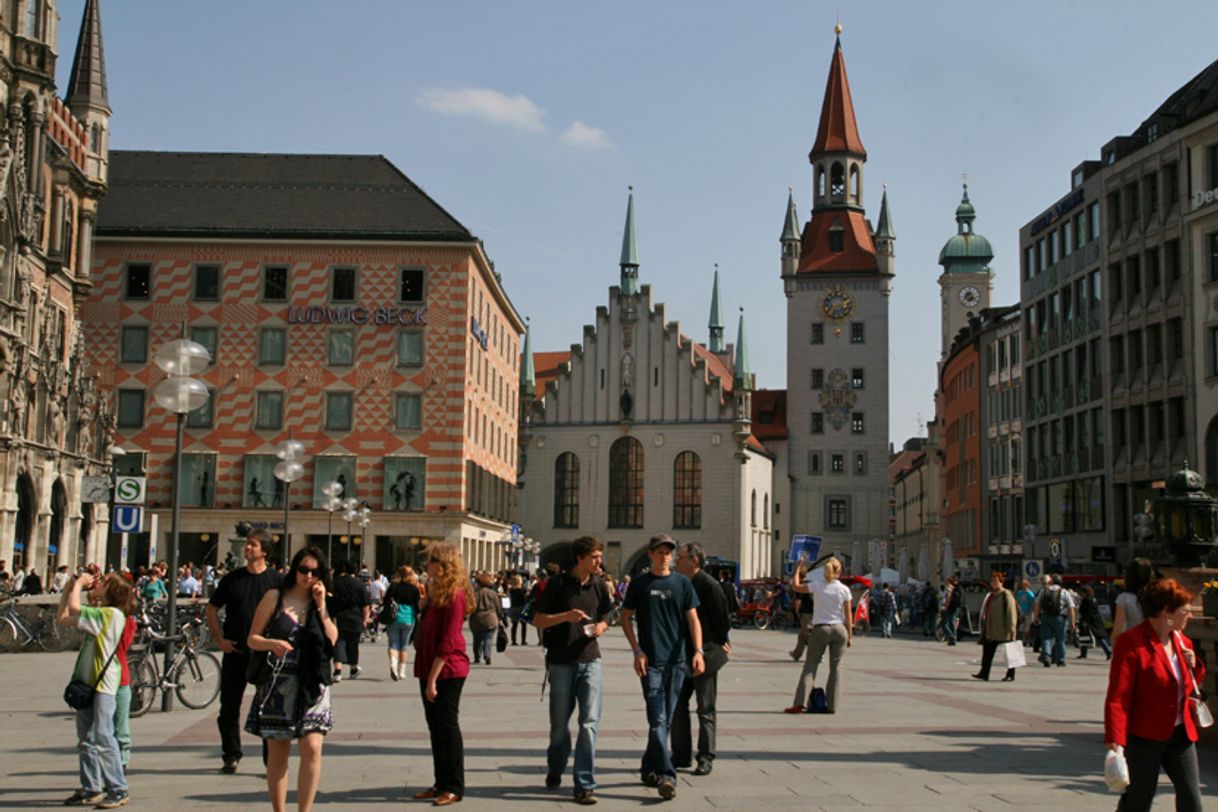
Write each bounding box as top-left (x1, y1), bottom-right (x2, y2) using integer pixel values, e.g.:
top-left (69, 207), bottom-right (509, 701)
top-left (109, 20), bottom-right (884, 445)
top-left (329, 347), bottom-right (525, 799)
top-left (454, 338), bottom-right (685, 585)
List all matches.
top-left (178, 567), bottom-right (200, 598)
top-left (52, 564), bottom-right (71, 593)
top-left (1032, 574), bottom-right (1076, 667)
top-left (1112, 557), bottom-right (1155, 640)
top-left (1013, 578), bottom-right (1036, 644)
top-left (620, 534), bottom-right (705, 801)
top-left (23, 566), bottom-right (42, 595)
top-left (788, 563), bottom-right (815, 661)
top-left (469, 572), bottom-right (502, 665)
top-left (112, 607), bottom-right (138, 773)
top-left (920, 583), bottom-right (938, 637)
top-left (786, 556), bottom-right (852, 714)
top-left (1076, 586), bottom-right (1112, 660)
top-left (205, 529), bottom-right (283, 774)
top-left (938, 576), bottom-right (961, 645)
top-left (1104, 578), bottom-right (1205, 812)
top-left (366, 570), bottom-right (387, 643)
top-left (385, 565), bottom-right (422, 681)
top-left (245, 546), bottom-right (338, 812)
top-left (873, 585), bottom-right (897, 638)
top-left (329, 560), bottom-right (369, 682)
top-left (529, 563), bottom-right (560, 645)
top-left (508, 574), bottom-right (529, 645)
top-left (531, 536), bottom-right (613, 804)
top-left (411, 543), bottom-right (473, 807)
top-left (972, 572), bottom-right (1018, 682)
top-left (672, 541), bottom-right (731, 777)
top-left (57, 571), bottom-right (133, 809)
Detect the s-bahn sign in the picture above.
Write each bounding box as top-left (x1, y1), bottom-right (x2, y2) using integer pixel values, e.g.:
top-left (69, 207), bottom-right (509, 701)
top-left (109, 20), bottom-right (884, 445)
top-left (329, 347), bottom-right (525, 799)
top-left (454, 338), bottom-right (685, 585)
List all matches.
top-left (114, 477), bottom-right (146, 504)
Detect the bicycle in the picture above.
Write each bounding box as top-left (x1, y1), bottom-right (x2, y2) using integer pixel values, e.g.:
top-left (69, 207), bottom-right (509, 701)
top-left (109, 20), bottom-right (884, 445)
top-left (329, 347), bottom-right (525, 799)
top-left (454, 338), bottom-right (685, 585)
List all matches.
top-left (0, 598), bottom-right (69, 651)
top-left (128, 617), bottom-right (221, 717)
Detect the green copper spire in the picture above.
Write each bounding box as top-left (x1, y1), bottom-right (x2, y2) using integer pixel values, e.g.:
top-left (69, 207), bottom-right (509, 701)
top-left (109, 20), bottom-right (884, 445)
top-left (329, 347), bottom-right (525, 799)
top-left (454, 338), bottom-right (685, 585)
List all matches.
top-left (619, 187), bottom-right (639, 295)
top-left (733, 308), bottom-right (752, 391)
top-left (781, 187), bottom-right (800, 242)
top-left (520, 318), bottom-right (536, 398)
top-left (875, 185), bottom-right (894, 239)
top-left (708, 264), bottom-right (725, 353)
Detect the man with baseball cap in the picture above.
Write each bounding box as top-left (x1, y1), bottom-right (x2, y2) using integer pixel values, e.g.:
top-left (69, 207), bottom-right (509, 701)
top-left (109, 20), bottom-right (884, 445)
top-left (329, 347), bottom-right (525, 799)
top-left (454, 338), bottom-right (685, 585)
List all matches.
top-left (620, 534), bottom-right (704, 801)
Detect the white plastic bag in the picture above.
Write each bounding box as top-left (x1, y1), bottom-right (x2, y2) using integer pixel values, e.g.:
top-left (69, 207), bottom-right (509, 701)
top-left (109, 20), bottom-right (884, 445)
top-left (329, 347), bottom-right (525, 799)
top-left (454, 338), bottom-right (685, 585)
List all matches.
top-left (1193, 694), bottom-right (1215, 728)
top-left (1104, 746), bottom-right (1130, 792)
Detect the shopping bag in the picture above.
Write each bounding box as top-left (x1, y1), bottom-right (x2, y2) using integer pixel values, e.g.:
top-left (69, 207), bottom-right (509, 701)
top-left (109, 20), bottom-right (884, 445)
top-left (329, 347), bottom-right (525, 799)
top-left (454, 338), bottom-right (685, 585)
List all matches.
top-left (1104, 746), bottom-right (1130, 792)
top-left (1000, 640), bottom-right (1026, 669)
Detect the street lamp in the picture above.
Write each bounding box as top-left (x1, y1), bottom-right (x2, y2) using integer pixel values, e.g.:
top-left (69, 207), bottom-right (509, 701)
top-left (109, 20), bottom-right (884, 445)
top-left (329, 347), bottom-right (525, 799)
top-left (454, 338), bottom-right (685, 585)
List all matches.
top-left (341, 498), bottom-right (360, 562)
top-left (356, 505), bottom-right (372, 568)
top-left (273, 439), bottom-right (306, 563)
top-left (151, 337), bottom-right (210, 712)
top-left (320, 481), bottom-right (343, 566)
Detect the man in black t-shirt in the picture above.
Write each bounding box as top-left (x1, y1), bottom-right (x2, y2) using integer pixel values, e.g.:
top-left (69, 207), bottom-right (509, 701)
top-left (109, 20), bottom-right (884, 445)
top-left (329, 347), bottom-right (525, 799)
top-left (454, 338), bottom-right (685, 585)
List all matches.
top-left (329, 560), bottom-right (370, 681)
top-left (621, 535), bottom-right (704, 802)
top-left (206, 530), bottom-right (282, 773)
top-left (532, 537), bottom-right (613, 805)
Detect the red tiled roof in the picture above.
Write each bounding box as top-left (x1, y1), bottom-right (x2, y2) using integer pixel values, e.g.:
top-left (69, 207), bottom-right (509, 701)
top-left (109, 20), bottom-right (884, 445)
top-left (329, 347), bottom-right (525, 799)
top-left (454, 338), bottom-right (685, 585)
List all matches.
top-left (810, 39), bottom-right (866, 157)
top-left (751, 389), bottom-right (788, 440)
top-left (746, 434), bottom-right (771, 455)
top-left (797, 209), bottom-right (877, 273)
top-left (533, 351), bottom-right (571, 391)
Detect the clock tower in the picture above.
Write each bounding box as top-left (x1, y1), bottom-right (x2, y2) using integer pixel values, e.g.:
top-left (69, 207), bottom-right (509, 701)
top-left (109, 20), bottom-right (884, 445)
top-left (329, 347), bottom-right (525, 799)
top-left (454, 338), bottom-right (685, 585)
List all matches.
top-left (781, 26), bottom-right (894, 558)
top-left (938, 184), bottom-right (994, 360)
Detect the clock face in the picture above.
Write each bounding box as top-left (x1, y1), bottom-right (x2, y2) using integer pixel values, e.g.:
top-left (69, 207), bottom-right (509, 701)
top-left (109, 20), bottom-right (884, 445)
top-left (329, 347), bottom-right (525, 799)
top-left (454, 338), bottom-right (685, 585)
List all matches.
top-left (822, 286), bottom-right (854, 320)
top-left (959, 286), bottom-right (982, 308)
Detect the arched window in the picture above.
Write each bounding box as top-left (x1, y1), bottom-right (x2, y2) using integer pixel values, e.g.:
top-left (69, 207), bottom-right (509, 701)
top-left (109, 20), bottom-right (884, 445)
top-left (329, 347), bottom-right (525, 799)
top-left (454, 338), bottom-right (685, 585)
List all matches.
top-left (830, 162), bottom-right (845, 198)
top-left (608, 436), bottom-right (644, 527)
top-left (849, 164), bottom-right (860, 200)
top-left (816, 166), bottom-right (826, 198)
top-left (750, 489), bottom-right (757, 527)
top-left (553, 452), bottom-right (580, 528)
top-left (23, 0), bottom-right (38, 38)
top-left (764, 494), bottom-right (770, 529)
top-left (672, 451), bottom-right (701, 529)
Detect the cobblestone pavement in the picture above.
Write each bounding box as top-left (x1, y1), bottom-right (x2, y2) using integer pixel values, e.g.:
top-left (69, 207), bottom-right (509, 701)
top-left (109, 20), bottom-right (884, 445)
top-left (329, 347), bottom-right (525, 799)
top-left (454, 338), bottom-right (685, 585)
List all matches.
top-left (1, 624), bottom-right (1212, 810)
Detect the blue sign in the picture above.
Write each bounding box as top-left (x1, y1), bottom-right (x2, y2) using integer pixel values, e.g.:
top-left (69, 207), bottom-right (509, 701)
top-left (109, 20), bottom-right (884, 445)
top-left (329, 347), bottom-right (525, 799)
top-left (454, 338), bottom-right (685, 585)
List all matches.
top-left (789, 535), bottom-right (823, 565)
top-left (113, 505), bottom-right (143, 534)
top-left (511, 524), bottom-right (521, 543)
top-left (47, 545), bottom-right (57, 555)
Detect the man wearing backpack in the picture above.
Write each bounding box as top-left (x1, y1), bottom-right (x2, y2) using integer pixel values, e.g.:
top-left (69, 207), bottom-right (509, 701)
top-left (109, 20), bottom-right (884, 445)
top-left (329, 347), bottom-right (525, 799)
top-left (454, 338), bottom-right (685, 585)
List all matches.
top-left (1032, 574), bottom-right (1076, 667)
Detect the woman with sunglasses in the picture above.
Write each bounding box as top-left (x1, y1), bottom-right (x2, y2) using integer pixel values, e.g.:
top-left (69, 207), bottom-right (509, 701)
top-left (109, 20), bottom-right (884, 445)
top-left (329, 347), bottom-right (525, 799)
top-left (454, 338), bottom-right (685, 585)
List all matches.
top-left (411, 543), bottom-right (475, 806)
top-left (246, 546), bottom-right (339, 812)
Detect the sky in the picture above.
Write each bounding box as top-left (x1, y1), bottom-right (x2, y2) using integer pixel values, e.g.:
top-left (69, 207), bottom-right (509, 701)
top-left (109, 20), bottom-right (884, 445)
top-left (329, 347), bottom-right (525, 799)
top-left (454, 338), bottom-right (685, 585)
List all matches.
top-left (58, 0), bottom-right (1218, 443)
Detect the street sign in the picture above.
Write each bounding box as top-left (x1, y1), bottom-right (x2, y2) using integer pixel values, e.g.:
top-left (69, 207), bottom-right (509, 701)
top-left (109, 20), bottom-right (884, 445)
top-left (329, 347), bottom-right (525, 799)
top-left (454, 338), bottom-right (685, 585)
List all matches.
top-left (511, 524), bottom-right (521, 543)
top-left (1048, 538), bottom-right (1062, 559)
top-left (783, 560), bottom-right (796, 577)
top-left (81, 475), bottom-right (112, 503)
top-left (114, 477), bottom-right (147, 505)
top-left (1092, 546), bottom-right (1117, 563)
top-left (789, 534), bottom-right (823, 564)
top-left (113, 505), bottom-right (144, 534)
top-left (1022, 559), bottom-right (1043, 580)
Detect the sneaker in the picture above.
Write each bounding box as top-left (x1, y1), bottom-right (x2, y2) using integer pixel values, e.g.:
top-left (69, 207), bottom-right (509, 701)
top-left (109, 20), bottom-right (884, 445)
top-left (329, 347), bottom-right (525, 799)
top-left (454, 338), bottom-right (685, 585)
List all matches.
top-left (390, 666), bottom-right (400, 682)
top-left (574, 789), bottom-right (597, 805)
top-left (658, 780), bottom-right (676, 800)
top-left (220, 756), bottom-right (239, 774)
top-left (333, 671), bottom-right (342, 683)
top-left (641, 772), bottom-right (660, 788)
top-left (94, 790), bottom-right (129, 809)
top-left (783, 705), bottom-right (805, 714)
top-left (64, 790), bottom-right (106, 806)
top-left (351, 666), bottom-right (362, 679)
top-left (545, 773), bottom-right (561, 789)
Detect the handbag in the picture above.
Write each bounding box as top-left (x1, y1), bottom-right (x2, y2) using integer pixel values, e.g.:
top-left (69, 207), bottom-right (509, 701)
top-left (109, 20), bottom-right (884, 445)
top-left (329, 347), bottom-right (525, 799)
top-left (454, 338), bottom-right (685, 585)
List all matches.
top-left (377, 596), bottom-right (400, 628)
top-left (496, 624), bottom-right (508, 653)
top-left (247, 590), bottom-right (285, 685)
top-left (64, 640), bottom-right (121, 711)
top-left (1174, 631), bottom-right (1213, 728)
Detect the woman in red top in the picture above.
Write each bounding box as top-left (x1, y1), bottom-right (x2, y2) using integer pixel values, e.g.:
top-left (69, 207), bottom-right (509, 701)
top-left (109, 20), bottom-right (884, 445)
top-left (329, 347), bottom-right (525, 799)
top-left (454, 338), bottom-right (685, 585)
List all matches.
top-left (1104, 578), bottom-right (1205, 812)
top-left (412, 543), bottom-right (474, 807)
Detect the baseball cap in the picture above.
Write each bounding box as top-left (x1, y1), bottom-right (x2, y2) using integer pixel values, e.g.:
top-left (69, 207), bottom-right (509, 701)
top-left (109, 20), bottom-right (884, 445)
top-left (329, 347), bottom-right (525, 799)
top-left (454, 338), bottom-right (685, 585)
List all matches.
top-left (649, 534), bottom-right (676, 551)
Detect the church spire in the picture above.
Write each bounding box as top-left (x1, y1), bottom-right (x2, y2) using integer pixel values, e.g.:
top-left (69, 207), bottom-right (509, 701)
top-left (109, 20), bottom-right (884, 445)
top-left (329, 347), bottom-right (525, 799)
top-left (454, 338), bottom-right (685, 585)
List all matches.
top-left (809, 25), bottom-right (866, 160)
top-left (708, 265), bottom-right (724, 353)
top-left (619, 187), bottom-right (639, 295)
top-left (66, 0), bottom-right (110, 115)
top-left (955, 183), bottom-right (976, 233)
top-left (876, 185), bottom-right (895, 240)
top-left (781, 187), bottom-right (800, 242)
top-left (733, 309), bottom-right (752, 392)
top-left (520, 318), bottom-right (536, 398)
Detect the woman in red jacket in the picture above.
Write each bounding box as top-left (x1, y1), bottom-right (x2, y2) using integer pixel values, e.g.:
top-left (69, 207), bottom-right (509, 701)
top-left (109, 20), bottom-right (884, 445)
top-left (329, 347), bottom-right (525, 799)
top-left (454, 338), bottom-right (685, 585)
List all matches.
top-left (1104, 578), bottom-right (1205, 811)
top-left (411, 543), bottom-right (475, 807)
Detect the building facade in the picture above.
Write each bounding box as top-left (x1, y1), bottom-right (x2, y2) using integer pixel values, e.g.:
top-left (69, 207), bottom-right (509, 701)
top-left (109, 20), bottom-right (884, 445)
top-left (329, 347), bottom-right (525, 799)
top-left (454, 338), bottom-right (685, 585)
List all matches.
top-left (938, 326), bottom-right (982, 570)
top-left (978, 305), bottom-right (1025, 575)
top-left (517, 194), bottom-right (775, 578)
top-left (0, 0), bottom-right (113, 575)
top-left (782, 30), bottom-right (893, 552)
top-left (84, 151), bottom-right (524, 572)
top-left (889, 436), bottom-right (940, 581)
top-left (1185, 100), bottom-right (1218, 483)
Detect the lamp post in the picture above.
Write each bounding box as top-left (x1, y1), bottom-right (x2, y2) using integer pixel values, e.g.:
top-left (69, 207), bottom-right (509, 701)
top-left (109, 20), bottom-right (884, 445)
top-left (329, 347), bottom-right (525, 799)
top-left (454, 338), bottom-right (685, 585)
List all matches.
top-left (341, 498), bottom-right (359, 563)
top-left (356, 505), bottom-right (372, 568)
top-left (320, 481), bottom-right (343, 566)
top-left (272, 439), bottom-right (305, 563)
top-left (151, 337), bottom-right (211, 712)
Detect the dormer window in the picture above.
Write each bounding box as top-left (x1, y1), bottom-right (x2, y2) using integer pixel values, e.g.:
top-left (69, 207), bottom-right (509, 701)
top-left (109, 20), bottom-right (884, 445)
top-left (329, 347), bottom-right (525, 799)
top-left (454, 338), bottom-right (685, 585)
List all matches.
top-left (829, 223), bottom-right (844, 252)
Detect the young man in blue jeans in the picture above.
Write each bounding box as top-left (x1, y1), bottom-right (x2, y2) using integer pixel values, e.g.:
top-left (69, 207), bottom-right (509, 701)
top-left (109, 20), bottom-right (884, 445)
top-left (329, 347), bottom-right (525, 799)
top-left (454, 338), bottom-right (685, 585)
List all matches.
top-left (532, 536), bottom-right (614, 805)
top-left (621, 535), bottom-right (705, 801)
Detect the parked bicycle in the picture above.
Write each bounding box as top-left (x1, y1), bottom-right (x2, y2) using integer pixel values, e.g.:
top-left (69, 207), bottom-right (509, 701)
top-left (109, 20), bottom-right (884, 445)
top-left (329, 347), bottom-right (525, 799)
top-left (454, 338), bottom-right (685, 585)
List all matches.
top-left (128, 616), bottom-right (221, 717)
top-left (0, 598), bottom-right (69, 651)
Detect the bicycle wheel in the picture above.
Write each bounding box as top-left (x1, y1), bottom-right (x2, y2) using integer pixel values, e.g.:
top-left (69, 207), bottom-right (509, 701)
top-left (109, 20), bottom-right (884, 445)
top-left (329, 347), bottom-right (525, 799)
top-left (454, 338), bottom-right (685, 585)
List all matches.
top-left (36, 614), bottom-right (69, 652)
top-left (175, 650), bottom-right (221, 709)
top-left (753, 611), bottom-right (771, 631)
top-left (0, 617), bottom-right (18, 648)
top-left (128, 656), bottom-right (158, 718)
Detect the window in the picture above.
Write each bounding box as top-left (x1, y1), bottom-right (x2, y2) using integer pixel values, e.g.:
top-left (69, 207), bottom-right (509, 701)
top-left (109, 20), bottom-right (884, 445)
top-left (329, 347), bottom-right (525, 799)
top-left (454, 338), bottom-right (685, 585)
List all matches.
top-left (116, 390), bottom-right (144, 428)
top-left (384, 456), bottom-right (425, 511)
top-left (243, 454), bottom-right (280, 509)
top-left (750, 490), bottom-right (757, 526)
top-left (1166, 239), bottom-right (1181, 282)
top-left (263, 266), bottom-right (288, 301)
top-left (1146, 249), bottom-right (1160, 292)
top-left (186, 390), bottom-right (213, 428)
top-left (831, 453), bottom-right (845, 472)
top-left (808, 451), bottom-right (821, 475)
top-left (553, 452), bottom-right (580, 528)
top-left (1169, 318), bottom-right (1184, 361)
top-left (397, 330), bottom-right (424, 366)
top-left (190, 326), bottom-right (217, 367)
top-left (851, 412), bottom-right (865, 434)
top-left (829, 226), bottom-right (844, 252)
top-left (325, 392), bottom-right (353, 432)
top-left (1210, 143), bottom-right (1218, 190)
top-left (1209, 233), bottom-right (1218, 283)
top-left (254, 391), bottom-right (283, 430)
top-left (399, 268), bottom-right (425, 302)
top-left (672, 451), bottom-right (702, 529)
top-left (852, 368), bottom-right (864, 389)
top-left (850, 322), bottom-right (865, 344)
top-left (1088, 202), bottom-right (1100, 242)
top-left (608, 436), bottom-right (644, 527)
top-left (827, 497), bottom-right (849, 529)
top-left (1127, 257), bottom-right (1141, 296)
top-left (394, 393), bottom-right (421, 430)
top-left (120, 325), bottom-right (147, 363)
top-left (327, 330), bottom-right (354, 365)
top-left (1109, 264), bottom-right (1123, 302)
top-left (811, 412), bottom-right (824, 434)
top-left (125, 263), bottom-right (151, 299)
top-left (23, 0), bottom-right (39, 37)
top-left (331, 266), bottom-right (356, 301)
top-left (811, 368), bottom-right (824, 389)
top-left (1145, 172), bottom-right (1159, 214)
top-left (1212, 328), bottom-right (1218, 377)
top-left (313, 455), bottom-right (357, 507)
top-left (194, 265), bottom-right (220, 301)
top-left (259, 328), bottom-right (286, 366)
top-left (1165, 162), bottom-right (1180, 207)
top-left (811, 323), bottom-right (824, 344)
top-left (854, 452), bottom-right (866, 474)
top-left (176, 454), bottom-right (216, 508)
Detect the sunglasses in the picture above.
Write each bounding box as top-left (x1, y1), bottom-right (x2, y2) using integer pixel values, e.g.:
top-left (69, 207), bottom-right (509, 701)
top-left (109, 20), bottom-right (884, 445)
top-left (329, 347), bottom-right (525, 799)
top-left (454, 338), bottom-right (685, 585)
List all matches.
top-left (297, 565), bottom-right (323, 577)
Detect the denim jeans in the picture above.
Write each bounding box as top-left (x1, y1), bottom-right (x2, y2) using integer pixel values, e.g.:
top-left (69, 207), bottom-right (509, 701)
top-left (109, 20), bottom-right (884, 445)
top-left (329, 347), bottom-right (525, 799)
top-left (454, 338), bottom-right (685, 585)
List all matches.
top-left (113, 685), bottom-right (131, 769)
top-left (939, 609), bottom-right (959, 643)
top-left (880, 616), bottom-right (896, 637)
top-left (640, 662), bottom-right (687, 780)
top-left (547, 660), bottom-right (604, 791)
top-left (386, 622), bottom-right (414, 652)
top-left (1040, 615), bottom-right (1067, 664)
top-left (472, 629), bottom-right (495, 663)
top-left (76, 691), bottom-right (126, 793)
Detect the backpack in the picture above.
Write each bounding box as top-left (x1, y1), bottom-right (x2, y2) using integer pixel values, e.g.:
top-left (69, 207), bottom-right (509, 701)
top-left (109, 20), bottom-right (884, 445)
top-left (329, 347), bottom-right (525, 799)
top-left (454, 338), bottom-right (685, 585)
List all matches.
top-left (1040, 586), bottom-right (1063, 616)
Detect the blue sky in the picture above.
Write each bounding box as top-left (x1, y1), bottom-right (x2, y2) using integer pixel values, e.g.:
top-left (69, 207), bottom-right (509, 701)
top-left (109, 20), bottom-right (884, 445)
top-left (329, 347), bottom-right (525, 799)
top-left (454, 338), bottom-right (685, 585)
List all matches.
top-left (61, 0), bottom-right (1218, 443)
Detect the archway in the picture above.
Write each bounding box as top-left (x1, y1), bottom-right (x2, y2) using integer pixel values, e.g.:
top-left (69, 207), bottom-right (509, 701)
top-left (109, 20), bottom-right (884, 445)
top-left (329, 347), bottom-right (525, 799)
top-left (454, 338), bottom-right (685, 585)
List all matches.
top-left (78, 502), bottom-right (93, 570)
top-left (48, 478), bottom-right (66, 574)
top-left (623, 544), bottom-right (652, 578)
top-left (13, 472), bottom-right (35, 571)
top-left (539, 542), bottom-right (574, 574)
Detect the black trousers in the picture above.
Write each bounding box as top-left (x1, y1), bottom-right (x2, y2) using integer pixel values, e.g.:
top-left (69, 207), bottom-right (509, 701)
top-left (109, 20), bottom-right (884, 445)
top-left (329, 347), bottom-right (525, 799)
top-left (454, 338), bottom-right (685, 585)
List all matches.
top-left (977, 641), bottom-right (1015, 680)
top-left (1119, 725), bottom-right (1203, 812)
top-left (420, 677), bottom-right (465, 796)
top-left (335, 631), bottom-right (361, 666)
top-left (670, 645), bottom-right (726, 766)
top-left (217, 651), bottom-right (250, 760)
